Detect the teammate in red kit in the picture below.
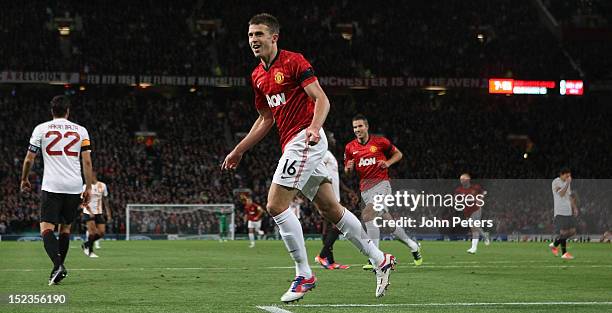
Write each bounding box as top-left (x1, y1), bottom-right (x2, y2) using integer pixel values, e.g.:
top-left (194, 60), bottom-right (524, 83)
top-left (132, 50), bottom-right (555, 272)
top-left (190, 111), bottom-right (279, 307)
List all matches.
top-left (242, 195), bottom-right (264, 248)
top-left (222, 14), bottom-right (395, 303)
top-left (455, 173), bottom-right (490, 254)
top-left (345, 114), bottom-right (422, 270)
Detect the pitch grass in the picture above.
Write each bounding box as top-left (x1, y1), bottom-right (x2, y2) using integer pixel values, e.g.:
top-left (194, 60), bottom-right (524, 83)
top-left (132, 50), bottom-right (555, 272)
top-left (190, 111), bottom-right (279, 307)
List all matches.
top-left (0, 240), bottom-right (610, 313)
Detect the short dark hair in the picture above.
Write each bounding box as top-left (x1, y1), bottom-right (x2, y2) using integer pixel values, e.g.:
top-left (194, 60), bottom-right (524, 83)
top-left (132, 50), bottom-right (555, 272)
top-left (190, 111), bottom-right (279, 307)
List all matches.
top-left (249, 13), bottom-right (280, 34)
top-left (352, 114), bottom-right (368, 125)
top-left (50, 95), bottom-right (70, 117)
top-left (560, 167), bottom-right (571, 175)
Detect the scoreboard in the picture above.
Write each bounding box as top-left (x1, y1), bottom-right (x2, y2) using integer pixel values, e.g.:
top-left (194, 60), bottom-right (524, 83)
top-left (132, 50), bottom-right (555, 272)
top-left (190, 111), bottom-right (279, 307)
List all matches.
top-left (559, 80), bottom-right (584, 95)
top-left (489, 78), bottom-right (584, 96)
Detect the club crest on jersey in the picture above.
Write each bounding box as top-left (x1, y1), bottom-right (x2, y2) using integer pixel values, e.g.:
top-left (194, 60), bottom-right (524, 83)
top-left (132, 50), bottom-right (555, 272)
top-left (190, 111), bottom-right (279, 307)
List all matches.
top-left (274, 71), bottom-right (284, 84)
top-left (266, 93), bottom-right (287, 108)
top-left (358, 157), bottom-right (376, 167)
top-left (370, 145), bottom-right (378, 153)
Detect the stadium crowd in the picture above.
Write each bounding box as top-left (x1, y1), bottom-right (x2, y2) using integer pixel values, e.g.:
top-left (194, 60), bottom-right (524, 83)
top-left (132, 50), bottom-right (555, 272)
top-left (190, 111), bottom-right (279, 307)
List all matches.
top-left (1, 0), bottom-right (583, 78)
top-left (1, 1), bottom-right (610, 237)
top-left (1, 89), bottom-right (610, 236)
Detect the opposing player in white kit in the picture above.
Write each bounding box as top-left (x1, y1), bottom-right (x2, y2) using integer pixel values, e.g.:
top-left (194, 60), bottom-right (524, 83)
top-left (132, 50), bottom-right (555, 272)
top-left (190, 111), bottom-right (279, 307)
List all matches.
top-left (81, 172), bottom-right (111, 257)
top-left (314, 131), bottom-right (350, 270)
top-left (222, 13), bottom-right (396, 302)
top-left (549, 168), bottom-right (578, 259)
top-left (288, 196), bottom-right (304, 219)
top-left (20, 95), bottom-right (94, 285)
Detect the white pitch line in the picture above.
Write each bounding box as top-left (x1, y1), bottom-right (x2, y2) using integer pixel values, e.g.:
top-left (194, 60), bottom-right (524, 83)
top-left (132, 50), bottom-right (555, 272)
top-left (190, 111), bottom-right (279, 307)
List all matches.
top-left (286, 301), bottom-right (612, 307)
top-left (443, 260), bottom-right (603, 264)
top-left (418, 265), bottom-right (612, 268)
top-left (256, 305), bottom-right (295, 313)
top-left (1, 264), bottom-right (611, 272)
top-left (0, 266), bottom-right (292, 272)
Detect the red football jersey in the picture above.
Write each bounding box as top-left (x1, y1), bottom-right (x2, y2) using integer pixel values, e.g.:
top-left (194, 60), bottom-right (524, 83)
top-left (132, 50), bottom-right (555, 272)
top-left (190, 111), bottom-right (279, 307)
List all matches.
top-left (344, 135), bottom-right (397, 191)
top-left (454, 184), bottom-right (484, 217)
top-left (245, 202), bottom-right (262, 222)
top-left (252, 49), bottom-right (318, 151)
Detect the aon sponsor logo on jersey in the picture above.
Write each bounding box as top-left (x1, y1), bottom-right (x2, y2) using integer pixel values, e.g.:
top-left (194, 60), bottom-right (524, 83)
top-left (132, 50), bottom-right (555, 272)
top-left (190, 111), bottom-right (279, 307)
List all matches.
top-left (358, 157), bottom-right (376, 167)
top-left (266, 93), bottom-right (287, 108)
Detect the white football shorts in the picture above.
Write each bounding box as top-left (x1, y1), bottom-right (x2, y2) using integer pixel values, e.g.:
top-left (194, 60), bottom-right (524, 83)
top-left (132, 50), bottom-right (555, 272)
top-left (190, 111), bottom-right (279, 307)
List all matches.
top-left (361, 180), bottom-right (392, 212)
top-left (272, 128), bottom-right (331, 201)
top-left (247, 220), bottom-right (262, 231)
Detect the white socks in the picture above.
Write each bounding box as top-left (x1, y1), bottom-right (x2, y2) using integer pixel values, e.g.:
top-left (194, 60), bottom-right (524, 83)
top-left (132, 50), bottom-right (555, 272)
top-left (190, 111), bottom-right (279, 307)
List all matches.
top-left (366, 220), bottom-right (419, 253)
top-left (393, 227), bottom-right (419, 252)
top-left (248, 233), bottom-right (255, 244)
top-left (272, 209), bottom-right (312, 278)
top-left (272, 206), bottom-right (387, 275)
top-left (336, 208), bottom-right (385, 266)
top-left (364, 220), bottom-right (380, 247)
top-left (471, 238), bottom-right (479, 250)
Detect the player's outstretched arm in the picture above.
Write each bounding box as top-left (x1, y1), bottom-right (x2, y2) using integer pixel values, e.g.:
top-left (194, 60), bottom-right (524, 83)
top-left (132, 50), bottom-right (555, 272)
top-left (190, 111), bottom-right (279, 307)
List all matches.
top-left (303, 81), bottom-right (330, 145)
top-left (222, 108), bottom-right (274, 170)
top-left (20, 151), bottom-right (37, 193)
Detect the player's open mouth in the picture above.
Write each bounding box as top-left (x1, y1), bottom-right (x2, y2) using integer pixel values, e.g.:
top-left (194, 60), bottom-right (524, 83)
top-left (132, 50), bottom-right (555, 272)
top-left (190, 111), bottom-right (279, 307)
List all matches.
top-left (252, 45), bottom-right (261, 51)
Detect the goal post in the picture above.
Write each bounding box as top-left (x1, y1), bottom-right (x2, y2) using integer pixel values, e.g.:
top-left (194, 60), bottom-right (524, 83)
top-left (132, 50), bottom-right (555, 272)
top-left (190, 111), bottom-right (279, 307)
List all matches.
top-left (125, 204), bottom-right (235, 241)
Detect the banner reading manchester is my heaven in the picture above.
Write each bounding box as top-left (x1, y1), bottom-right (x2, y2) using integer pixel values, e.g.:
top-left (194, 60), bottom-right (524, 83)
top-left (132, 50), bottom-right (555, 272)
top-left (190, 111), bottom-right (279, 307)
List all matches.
top-left (1, 71), bottom-right (488, 89)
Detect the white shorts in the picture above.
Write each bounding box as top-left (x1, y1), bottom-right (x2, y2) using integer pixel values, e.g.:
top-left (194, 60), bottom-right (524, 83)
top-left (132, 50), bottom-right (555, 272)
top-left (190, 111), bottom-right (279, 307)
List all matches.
top-left (361, 180), bottom-right (392, 212)
top-left (272, 128), bottom-right (331, 201)
top-left (247, 220), bottom-right (262, 231)
top-left (468, 208), bottom-right (482, 220)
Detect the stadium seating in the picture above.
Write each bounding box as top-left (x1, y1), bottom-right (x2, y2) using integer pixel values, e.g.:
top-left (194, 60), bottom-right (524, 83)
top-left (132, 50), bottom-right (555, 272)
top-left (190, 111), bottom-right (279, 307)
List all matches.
top-left (0, 0), bottom-right (583, 78)
top-left (1, 1), bottom-right (610, 236)
top-left (1, 89), bottom-right (610, 236)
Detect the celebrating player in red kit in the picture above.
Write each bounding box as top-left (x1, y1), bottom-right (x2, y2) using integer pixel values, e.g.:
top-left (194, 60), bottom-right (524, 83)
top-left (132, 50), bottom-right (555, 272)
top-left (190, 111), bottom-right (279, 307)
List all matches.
top-left (222, 13), bottom-right (396, 303)
top-left (344, 114), bottom-right (422, 270)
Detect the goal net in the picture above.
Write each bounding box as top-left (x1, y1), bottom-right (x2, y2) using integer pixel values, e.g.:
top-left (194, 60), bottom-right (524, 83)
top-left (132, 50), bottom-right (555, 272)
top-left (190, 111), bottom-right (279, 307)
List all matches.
top-left (125, 204), bottom-right (235, 240)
